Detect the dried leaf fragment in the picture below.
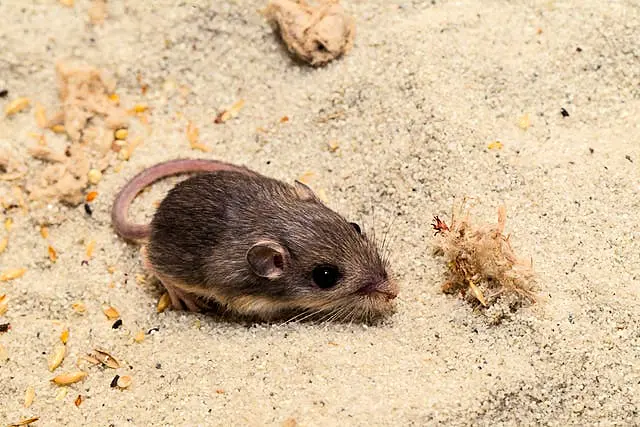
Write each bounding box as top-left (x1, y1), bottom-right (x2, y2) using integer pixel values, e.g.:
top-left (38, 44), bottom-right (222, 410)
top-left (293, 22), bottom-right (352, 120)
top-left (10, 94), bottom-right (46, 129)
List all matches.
top-left (71, 301), bottom-right (86, 314)
top-left (48, 344), bottom-right (66, 372)
top-left (0, 268), bottom-right (26, 281)
top-left (24, 386), bottom-right (35, 408)
top-left (102, 305), bottom-right (119, 320)
top-left (51, 371), bottom-right (87, 385)
top-left (89, 347), bottom-right (121, 369)
top-left (8, 416), bottom-right (40, 426)
top-left (214, 99), bottom-right (245, 123)
top-left (5, 97), bottom-right (31, 115)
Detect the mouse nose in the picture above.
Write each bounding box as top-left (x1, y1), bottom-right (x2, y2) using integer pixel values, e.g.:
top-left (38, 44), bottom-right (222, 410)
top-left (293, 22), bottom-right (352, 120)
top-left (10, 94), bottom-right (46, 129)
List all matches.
top-left (357, 279), bottom-right (398, 300)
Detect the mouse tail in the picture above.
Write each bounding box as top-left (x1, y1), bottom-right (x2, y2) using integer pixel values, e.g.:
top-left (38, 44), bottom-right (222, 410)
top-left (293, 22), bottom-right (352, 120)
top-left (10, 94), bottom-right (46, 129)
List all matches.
top-left (111, 158), bottom-right (256, 242)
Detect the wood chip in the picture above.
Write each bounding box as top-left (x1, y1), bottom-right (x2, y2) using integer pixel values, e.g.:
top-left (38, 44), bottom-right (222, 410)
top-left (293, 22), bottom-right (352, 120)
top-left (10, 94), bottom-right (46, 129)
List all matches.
top-left (90, 347), bottom-right (121, 369)
top-left (8, 416), bottom-right (40, 426)
top-left (0, 294), bottom-right (8, 316)
top-left (24, 386), bottom-right (35, 408)
top-left (0, 268), bottom-right (26, 281)
top-left (60, 327), bottom-right (69, 344)
top-left (48, 245), bottom-right (58, 262)
top-left (5, 97), bottom-right (30, 115)
top-left (102, 305), bottom-right (119, 320)
top-left (156, 292), bottom-right (171, 313)
top-left (86, 191), bottom-right (98, 202)
top-left (51, 371), bottom-right (87, 385)
top-left (86, 240), bottom-right (96, 258)
top-left (48, 344), bottom-right (66, 372)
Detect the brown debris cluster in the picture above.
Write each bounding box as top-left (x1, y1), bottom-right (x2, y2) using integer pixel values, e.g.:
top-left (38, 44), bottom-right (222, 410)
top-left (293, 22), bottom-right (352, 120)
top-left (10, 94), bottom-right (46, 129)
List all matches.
top-left (432, 201), bottom-right (536, 313)
top-left (25, 60), bottom-right (128, 205)
top-left (264, 0), bottom-right (355, 66)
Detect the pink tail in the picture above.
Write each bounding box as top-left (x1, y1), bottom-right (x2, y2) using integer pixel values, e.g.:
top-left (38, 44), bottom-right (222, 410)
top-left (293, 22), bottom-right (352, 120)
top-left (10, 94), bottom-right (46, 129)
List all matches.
top-left (111, 158), bottom-right (255, 241)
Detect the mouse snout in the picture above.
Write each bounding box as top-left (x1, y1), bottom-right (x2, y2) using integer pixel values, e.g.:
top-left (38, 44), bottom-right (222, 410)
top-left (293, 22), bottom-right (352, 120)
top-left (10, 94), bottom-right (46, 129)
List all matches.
top-left (356, 277), bottom-right (398, 300)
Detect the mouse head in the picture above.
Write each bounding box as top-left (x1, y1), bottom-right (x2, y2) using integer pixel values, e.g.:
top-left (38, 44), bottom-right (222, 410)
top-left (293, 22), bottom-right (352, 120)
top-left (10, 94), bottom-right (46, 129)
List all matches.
top-left (245, 181), bottom-right (398, 322)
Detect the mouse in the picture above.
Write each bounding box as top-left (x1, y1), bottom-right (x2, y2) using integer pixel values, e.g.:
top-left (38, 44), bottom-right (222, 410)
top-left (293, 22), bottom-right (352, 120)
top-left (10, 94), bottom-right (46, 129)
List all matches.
top-left (111, 158), bottom-right (398, 322)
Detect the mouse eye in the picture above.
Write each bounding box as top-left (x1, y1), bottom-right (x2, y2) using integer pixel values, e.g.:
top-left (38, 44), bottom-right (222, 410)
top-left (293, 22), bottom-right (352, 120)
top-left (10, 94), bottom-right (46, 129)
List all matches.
top-left (349, 222), bottom-right (361, 234)
top-left (312, 264), bottom-right (340, 289)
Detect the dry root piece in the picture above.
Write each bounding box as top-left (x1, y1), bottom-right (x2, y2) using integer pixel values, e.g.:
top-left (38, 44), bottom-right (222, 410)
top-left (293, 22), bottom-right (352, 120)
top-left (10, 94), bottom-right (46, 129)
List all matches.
top-left (264, 0), bottom-right (355, 66)
top-left (432, 201), bottom-right (536, 310)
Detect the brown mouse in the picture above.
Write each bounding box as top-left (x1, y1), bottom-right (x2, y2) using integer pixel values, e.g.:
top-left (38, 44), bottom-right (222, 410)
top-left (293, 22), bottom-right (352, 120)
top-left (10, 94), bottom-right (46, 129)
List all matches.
top-left (111, 158), bottom-right (398, 322)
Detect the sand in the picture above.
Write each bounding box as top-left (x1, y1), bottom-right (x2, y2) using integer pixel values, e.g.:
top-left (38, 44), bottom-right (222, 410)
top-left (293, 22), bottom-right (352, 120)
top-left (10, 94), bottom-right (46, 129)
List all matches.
top-left (1, 0), bottom-right (639, 426)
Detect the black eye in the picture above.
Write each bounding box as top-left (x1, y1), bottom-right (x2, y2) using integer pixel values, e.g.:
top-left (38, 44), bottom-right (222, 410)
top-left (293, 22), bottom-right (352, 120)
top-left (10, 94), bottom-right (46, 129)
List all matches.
top-left (312, 265), bottom-right (340, 289)
top-left (350, 222), bottom-right (361, 234)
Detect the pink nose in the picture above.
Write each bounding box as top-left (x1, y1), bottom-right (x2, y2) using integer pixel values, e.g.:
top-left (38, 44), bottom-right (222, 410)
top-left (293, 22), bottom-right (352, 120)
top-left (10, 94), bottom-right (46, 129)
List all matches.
top-left (358, 280), bottom-right (399, 300)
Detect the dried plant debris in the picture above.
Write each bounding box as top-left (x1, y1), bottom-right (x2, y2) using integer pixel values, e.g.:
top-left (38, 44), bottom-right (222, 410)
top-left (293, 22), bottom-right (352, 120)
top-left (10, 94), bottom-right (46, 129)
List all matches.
top-left (25, 60), bottom-right (128, 206)
top-left (432, 201), bottom-right (536, 313)
top-left (264, 0), bottom-right (355, 66)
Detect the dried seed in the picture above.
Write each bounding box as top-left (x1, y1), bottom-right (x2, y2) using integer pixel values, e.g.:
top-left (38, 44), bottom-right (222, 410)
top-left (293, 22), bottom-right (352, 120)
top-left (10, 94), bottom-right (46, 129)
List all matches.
top-left (40, 226), bottom-right (49, 239)
top-left (86, 191), bottom-right (98, 202)
top-left (108, 93), bottom-right (120, 104)
top-left (5, 97), bottom-right (30, 115)
top-left (84, 203), bottom-right (93, 216)
top-left (48, 245), bottom-right (58, 262)
top-left (5, 218), bottom-right (13, 231)
top-left (132, 103), bottom-right (148, 113)
top-left (157, 292), bottom-right (171, 313)
top-left (74, 394), bottom-right (83, 407)
top-left (279, 116), bottom-right (289, 123)
top-left (8, 416), bottom-right (40, 426)
top-left (48, 344), bottom-right (66, 372)
top-left (91, 347), bottom-right (121, 369)
top-left (215, 389), bottom-right (225, 394)
top-left (88, 169), bottom-right (102, 185)
top-left (0, 268), bottom-right (26, 281)
top-left (34, 103), bottom-right (48, 128)
top-left (114, 128), bottom-right (128, 140)
top-left (134, 330), bottom-right (145, 343)
top-left (0, 323), bottom-right (10, 333)
top-left (51, 124), bottom-right (66, 133)
top-left (468, 280), bottom-right (488, 307)
top-left (71, 302), bottom-right (86, 314)
top-left (0, 237), bottom-right (7, 254)
top-left (112, 319), bottom-right (123, 329)
top-left (24, 386), bottom-right (35, 408)
top-left (55, 387), bottom-right (68, 401)
top-left (60, 328), bottom-right (69, 344)
top-left (487, 141), bottom-right (503, 150)
top-left (51, 371), bottom-right (87, 385)
top-left (117, 375), bottom-right (132, 389)
top-left (60, 0), bottom-right (74, 6)
top-left (518, 113), bottom-right (531, 130)
top-left (86, 240), bottom-right (96, 258)
top-left (102, 305), bottom-right (119, 320)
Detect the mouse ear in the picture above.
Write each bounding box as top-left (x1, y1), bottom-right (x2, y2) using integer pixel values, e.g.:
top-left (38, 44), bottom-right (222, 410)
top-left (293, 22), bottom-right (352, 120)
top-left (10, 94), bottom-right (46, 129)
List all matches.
top-left (246, 240), bottom-right (289, 279)
top-left (294, 180), bottom-right (319, 202)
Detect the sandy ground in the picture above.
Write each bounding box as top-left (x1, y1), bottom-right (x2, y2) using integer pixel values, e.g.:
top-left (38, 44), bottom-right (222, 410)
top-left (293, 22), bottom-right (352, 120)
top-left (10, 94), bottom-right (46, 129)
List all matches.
top-left (1, 0), bottom-right (639, 426)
